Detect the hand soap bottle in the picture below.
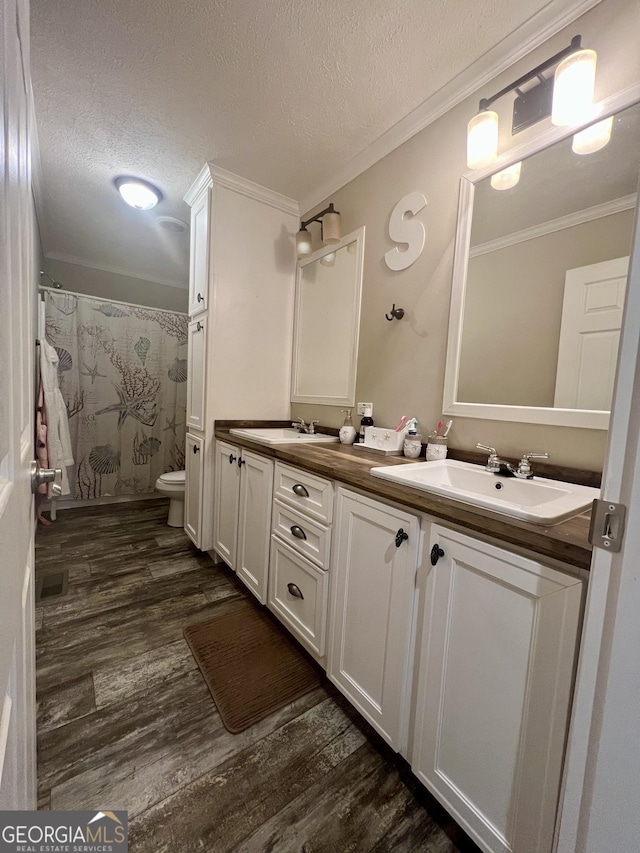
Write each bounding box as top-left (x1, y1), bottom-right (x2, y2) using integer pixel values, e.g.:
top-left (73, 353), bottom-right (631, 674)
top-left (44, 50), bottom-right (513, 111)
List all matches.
top-left (339, 409), bottom-right (356, 445)
top-left (403, 419), bottom-right (423, 458)
top-left (359, 404), bottom-right (374, 443)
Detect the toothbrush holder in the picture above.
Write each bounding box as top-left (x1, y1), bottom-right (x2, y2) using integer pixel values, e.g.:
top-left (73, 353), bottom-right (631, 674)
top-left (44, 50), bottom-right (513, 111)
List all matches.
top-left (426, 435), bottom-right (448, 461)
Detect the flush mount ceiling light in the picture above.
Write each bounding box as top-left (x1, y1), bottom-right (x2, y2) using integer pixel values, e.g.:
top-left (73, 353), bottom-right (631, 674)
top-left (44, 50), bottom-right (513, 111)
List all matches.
top-left (296, 203), bottom-right (341, 258)
top-left (114, 177), bottom-right (163, 210)
top-left (466, 35), bottom-right (606, 183)
top-left (157, 216), bottom-right (188, 233)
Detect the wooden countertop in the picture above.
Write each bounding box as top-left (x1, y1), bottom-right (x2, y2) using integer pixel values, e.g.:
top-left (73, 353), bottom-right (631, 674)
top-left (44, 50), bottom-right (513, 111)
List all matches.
top-left (215, 424), bottom-right (593, 571)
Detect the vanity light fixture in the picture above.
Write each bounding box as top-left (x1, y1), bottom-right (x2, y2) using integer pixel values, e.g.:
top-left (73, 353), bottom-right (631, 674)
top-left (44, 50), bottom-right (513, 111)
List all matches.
top-left (490, 161), bottom-right (522, 191)
top-left (466, 35), bottom-right (601, 173)
top-left (295, 202), bottom-right (341, 258)
top-left (114, 177), bottom-right (162, 210)
top-left (571, 115), bottom-right (614, 155)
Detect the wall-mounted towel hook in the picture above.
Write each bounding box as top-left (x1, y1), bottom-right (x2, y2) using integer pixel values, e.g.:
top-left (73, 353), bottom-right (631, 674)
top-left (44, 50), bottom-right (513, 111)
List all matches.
top-left (385, 304), bottom-right (405, 321)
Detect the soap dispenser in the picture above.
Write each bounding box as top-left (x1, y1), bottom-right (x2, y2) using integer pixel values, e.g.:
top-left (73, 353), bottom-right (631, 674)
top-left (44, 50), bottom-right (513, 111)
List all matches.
top-left (339, 409), bottom-right (357, 445)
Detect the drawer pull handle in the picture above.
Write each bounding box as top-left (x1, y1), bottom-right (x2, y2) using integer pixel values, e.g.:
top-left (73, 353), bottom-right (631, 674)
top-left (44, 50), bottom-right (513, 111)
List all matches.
top-left (430, 544), bottom-right (445, 565)
top-left (197, 292), bottom-right (204, 303)
top-left (196, 321), bottom-right (203, 331)
top-left (193, 444), bottom-right (200, 454)
top-left (395, 528), bottom-right (409, 547)
top-left (228, 453), bottom-right (236, 464)
top-left (290, 525), bottom-right (307, 541)
top-left (292, 484), bottom-right (309, 498)
top-left (287, 582), bottom-right (304, 600)
top-left (238, 457), bottom-right (245, 468)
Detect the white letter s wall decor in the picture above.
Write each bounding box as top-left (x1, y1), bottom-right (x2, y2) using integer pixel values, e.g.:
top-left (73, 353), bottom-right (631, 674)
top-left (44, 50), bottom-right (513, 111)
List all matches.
top-left (384, 191), bottom-right (427, 271)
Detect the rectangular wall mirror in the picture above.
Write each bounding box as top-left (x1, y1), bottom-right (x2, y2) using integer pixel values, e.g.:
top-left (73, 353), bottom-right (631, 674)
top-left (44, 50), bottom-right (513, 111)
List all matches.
top-left (291, 227), bottom-right (365, 406)
top-left (443, 99), bottom-right (640, 429)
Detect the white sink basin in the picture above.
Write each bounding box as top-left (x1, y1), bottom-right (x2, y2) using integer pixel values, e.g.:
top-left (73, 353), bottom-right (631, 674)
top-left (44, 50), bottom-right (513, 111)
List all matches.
top-left (229, 427), bottom-right (339, 446)
top-left (370, 459), bottom-right (599, 525)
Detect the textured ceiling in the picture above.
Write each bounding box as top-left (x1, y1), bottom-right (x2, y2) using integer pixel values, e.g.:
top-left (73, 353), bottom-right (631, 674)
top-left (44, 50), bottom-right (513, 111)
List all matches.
top-left (31, 0), bottom-right (569, 288)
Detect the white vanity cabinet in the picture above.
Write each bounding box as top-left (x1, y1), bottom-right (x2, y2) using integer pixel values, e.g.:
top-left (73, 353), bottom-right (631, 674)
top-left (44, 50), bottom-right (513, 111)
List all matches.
top-left (327, 487), bottom-right (420, 751)
top-left (411, 524), bottom-right (584, 853)
top-left (212, 439), bottom-right (273, 603)
top-left (268, 462), bottom-right (333, 662)
top-left (184, 165), bottom-right (297, 551)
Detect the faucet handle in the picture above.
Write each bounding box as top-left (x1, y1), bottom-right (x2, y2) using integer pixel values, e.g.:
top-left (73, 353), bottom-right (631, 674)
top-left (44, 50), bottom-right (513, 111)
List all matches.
top-left (309, 419), bottom-right (319, 434)
top-left (476, 443), bottom-right (497, 456)
top-left (476, 443), bottom-right (501, 473)
top-left (517, 451), bottom-right (549, 477)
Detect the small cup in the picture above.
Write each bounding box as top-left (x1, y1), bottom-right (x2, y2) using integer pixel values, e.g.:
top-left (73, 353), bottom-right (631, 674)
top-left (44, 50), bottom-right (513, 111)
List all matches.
top-left (426, 435), bottom-right (447, 461)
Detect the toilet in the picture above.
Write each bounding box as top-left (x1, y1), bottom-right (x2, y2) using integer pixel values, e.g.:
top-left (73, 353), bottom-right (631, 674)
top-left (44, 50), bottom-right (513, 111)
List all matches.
top-left (155, 470), bottom-right (186, 527)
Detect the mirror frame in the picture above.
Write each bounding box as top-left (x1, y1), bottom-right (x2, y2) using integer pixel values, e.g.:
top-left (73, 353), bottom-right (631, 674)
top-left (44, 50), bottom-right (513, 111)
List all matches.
top-left (443, 90), bottom-right (640, 431)
top-left (290, 226), bottom-right (365, 406)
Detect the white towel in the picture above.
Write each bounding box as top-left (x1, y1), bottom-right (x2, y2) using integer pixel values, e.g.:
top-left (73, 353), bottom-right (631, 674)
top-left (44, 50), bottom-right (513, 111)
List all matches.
top-left (40, 338), bottom-right (74, 496)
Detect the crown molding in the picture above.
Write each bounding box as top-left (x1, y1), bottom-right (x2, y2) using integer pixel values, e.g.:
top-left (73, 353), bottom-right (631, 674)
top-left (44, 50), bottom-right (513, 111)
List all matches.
top-left (299, 0), bottom-right (604, 214)
top-left (208, 164), bottom-right (299, 216)
top-left (184, 162), bottom-right (213, 207)
top-left (470, 194), bottom-right (637, 258)
top-left (44, 252), bottom-right (188, 291)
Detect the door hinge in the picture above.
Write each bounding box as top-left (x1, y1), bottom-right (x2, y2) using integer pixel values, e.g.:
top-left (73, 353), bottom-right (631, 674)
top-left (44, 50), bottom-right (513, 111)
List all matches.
top-left (588, 499), bottom-right (626, 553)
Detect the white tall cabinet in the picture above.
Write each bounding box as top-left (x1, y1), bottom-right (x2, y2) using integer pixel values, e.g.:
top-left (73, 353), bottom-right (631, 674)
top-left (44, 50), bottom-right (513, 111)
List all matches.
top-left (183, 165), bottom-right (298, 550)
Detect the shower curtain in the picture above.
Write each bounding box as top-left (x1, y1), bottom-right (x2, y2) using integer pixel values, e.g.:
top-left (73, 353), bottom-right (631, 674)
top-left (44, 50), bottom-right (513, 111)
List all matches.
top-left (43, 290), bottom-right (188, 500)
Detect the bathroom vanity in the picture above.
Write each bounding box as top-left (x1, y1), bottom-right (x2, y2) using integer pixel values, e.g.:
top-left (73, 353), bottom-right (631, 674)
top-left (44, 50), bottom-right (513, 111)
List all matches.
top-left (212, 422), bottom-right (591, 853)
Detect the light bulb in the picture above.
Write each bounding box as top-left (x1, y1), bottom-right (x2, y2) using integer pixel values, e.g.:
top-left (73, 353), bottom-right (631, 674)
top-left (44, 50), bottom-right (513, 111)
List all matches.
top-left (115, 178), bottom-right (161, 210)
top-left (490, 161), bottom-right (522, 191)
top-left (552, 49), bottom-right (597, 127)
top-left (467, 110), bottom-right (499, 169)
top-left (572, 115), bottom-right (613, 155)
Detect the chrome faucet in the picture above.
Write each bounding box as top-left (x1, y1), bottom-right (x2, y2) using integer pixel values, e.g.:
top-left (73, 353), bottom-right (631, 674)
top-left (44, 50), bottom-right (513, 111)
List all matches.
top-left (308, 420), bottom-right (319, 435)
top-left (508, 452), bottom-right (550, 479)
top-left (292, 417), bottom-right (308, 433)
top-left (476, 444), bottom-right (549, 479)
top-left (476, 444), bottom-right (502, 473)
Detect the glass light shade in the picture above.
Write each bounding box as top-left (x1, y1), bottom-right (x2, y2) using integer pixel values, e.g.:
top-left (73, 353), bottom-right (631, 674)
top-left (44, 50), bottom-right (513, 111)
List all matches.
top-left (467, 110), bottom-right (499, 169)
top-left (552, 49), bottom-right (597, 127)
top-left (116, 179), bottom-right (161, 210)
top-left (490, 161), bottom-right (522, 191)
top-left (322, 211), bottom-right (341, 244)
top-left (572, 115), bottom-right (613, 155)
top-left (296, 228), bottom-right (313, 257)
top-left (320, 251), bottom-right (336, 267)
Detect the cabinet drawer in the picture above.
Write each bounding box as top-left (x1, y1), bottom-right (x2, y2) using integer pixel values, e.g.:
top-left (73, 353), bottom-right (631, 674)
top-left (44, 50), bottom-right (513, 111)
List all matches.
top-left (268, 536), bottom-right (328, 659)
top-left (272, 499), bottom-right (331, 569)
top-left (274, 462), bottom-right (333, 524)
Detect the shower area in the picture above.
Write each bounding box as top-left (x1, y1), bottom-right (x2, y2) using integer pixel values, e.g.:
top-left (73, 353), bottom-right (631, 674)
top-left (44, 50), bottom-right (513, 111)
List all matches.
top-left (41, 289), bottom-right (188, 504)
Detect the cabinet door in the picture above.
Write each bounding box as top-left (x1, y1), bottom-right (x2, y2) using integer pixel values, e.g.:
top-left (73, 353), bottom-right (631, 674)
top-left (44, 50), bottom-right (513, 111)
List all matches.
top-left (236, 450), bottom-right (273, 603)
top-left (328, 488), bottom-right (420, 750)
top-left (212, 440), bottom-right (241, 570)
top-left (184, 433), bottom-right (205, 548)
top-left (412, 525), bottom-right (584, 853)
top-left (188, 188), bottom-right (210, 315)
top-left (186, 317), bottom-right (206, 431)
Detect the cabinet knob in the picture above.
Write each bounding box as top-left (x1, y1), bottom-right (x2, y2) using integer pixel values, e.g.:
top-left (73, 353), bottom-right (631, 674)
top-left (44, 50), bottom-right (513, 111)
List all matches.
top-left (197, 292), bottom-right (204, 303)
top-left (193, 445), bottom-right (200, 454)
top-left (196, 321), bottom-right (203, 331)
top-left (395, 528), bottom-right (409, 548)
top-left (287, 582), bottom-right (304, 600)
top-left (238, 457), bottom-right (245, 468)
top-left (292, 483), bottom-right (309, 498)
top-left (228, 453), bottom-right (236, 464)
top-left (290, 525), bottom-right (307, 541)
top-left (430, 544), bottom-right (445, 565)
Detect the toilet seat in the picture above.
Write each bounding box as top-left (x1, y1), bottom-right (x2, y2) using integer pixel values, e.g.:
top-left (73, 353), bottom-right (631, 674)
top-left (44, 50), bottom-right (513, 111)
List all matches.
top-left (158, 470), bottom-right (185, 485)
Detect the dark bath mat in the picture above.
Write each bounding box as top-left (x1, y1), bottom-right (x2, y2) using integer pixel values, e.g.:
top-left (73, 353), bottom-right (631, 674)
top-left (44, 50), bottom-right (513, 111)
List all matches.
top-left (184, 598), bottom-right (322, 733)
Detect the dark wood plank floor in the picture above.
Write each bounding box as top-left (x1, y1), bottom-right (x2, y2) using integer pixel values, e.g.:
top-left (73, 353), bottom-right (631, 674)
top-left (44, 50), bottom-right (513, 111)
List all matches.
top-left (35, 498), bottom-right (480, 853)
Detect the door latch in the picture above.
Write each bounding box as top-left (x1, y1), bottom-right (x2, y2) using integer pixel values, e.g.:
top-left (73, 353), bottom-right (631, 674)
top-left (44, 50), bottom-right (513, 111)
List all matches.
top-left (588, 498), bottom-right (626, 553)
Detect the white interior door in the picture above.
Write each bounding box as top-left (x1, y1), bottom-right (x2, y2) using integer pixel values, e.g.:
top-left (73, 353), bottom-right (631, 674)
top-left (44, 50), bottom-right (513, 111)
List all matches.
top-left (554, 257), bottom-right (629, 410)
top-left (556, 204), bottom-right (640, 849)
top-left (0, 0), bottom-right (37, 808)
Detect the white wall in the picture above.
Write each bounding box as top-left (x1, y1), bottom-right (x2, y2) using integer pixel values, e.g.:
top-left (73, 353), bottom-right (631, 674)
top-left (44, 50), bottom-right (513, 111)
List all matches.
top-left (41, 256), bottom-right (188, 312)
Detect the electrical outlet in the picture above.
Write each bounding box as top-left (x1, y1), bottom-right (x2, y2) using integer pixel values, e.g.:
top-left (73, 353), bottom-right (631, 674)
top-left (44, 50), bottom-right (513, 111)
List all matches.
top-left (357, 402), bottom-right (372, 416)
